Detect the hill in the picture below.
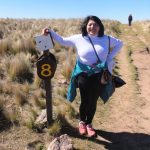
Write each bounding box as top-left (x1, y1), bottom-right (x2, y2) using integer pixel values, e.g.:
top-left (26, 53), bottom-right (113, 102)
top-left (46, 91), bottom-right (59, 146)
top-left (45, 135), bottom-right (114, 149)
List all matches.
top-left (0, 18), bottom-right (150, 150)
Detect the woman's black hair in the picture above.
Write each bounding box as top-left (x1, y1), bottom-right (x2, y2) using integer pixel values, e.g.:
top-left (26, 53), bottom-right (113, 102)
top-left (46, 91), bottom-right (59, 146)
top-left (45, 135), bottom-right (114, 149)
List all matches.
top-left (80, 15), bottom-right (104, 37)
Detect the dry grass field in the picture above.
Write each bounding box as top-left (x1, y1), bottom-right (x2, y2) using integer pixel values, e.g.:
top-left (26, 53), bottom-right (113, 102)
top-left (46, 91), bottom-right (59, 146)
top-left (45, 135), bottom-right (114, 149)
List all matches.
top-left (0, 18), bottom-right (150, 150)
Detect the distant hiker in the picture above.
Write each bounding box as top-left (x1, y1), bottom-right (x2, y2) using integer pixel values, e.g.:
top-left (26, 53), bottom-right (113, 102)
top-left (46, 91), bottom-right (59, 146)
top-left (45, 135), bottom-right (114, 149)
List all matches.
top-left (128, 14), bottom-right (133, 26)
top-left (146, 47), bottom-right (150, 53)
top-left (42, 15), bottom-right (123, 137)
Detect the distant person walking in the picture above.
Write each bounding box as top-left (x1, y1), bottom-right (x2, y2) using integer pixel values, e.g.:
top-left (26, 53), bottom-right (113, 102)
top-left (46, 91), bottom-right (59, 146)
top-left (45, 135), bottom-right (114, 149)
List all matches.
top-left (128, 14), bottom-right (133, 26)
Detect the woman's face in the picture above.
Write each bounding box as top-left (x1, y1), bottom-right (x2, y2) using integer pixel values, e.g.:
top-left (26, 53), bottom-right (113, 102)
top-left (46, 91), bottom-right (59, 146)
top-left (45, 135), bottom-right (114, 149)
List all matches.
top-left (86, 19), bottom-right (100, 36)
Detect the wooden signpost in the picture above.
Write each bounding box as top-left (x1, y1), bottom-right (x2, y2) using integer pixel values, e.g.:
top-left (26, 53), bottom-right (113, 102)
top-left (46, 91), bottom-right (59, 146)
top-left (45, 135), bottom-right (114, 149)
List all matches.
top-left (35, 34), bottom-right (56, 127)
top-left (36, 50), bottom-right (57, 127)
top-left (44, 78), bottom-right (52, 127)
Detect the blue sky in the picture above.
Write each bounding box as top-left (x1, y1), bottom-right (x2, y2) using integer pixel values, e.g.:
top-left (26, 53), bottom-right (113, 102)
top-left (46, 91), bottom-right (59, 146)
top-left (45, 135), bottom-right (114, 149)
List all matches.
top-left (0, 0), bottom-right (149, 24)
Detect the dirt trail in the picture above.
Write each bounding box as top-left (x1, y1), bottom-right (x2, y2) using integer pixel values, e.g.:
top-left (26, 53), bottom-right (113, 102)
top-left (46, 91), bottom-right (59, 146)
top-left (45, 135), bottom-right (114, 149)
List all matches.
top-left (88, 25), bottom-right (150, 150)
top-left (103, 25), bottom-right (150, 133)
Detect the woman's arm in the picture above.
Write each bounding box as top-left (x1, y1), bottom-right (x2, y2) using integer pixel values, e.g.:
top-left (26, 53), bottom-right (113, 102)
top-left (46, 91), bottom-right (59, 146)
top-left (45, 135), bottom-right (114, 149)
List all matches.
top-left (42, 28), bottom-right (75, 47)
top-left (107, 36), bottom-right (123, 60)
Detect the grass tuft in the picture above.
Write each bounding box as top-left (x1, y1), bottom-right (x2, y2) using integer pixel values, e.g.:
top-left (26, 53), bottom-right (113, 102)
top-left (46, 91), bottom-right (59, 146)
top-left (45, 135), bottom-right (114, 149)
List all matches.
top-left (7, 52), bottom-right (33, 83)
top-left (14, 90), bottom-right (27, 106)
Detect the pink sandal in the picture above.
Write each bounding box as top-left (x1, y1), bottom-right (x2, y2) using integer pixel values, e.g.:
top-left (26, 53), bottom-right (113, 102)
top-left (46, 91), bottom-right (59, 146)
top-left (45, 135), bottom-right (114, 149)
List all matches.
top-left (79, 121), bottom-right (87, 135)
top-left (86, 124), bottom-right (96, 137)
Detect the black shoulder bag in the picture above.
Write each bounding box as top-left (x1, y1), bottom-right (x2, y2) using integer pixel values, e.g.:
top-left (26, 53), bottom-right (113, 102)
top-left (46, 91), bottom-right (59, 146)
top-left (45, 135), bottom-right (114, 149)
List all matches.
top-left (88, 36), bottom-right (126, 88)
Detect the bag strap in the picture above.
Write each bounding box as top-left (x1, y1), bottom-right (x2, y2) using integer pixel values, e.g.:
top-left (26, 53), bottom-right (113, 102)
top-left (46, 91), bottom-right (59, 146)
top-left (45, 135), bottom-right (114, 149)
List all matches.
top-left (88, 36), bottom-right (111, 63)
top-left (88, 36), bottom-right (101, 62)
top-left (108, 36), bottom-right (111, 54)
top-left (49, 31), bottom-right (55, 46)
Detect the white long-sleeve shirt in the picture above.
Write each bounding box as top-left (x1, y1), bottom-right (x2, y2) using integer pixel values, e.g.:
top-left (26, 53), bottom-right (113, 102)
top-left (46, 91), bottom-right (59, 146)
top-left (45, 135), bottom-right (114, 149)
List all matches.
top-left (50, 30), bottom-right (123, 73)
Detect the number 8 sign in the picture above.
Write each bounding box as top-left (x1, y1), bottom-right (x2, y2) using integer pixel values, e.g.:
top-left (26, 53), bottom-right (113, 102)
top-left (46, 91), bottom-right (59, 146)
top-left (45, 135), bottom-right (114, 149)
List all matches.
top-left (36, 53), bottom-right (57, 80)
top-left (41, 63), bottom-right (52, 77)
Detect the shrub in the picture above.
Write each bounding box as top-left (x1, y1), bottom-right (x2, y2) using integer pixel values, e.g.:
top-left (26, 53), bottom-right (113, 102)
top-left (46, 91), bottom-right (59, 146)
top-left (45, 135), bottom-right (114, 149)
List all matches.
top-left (7, 52), bottom-right (33, 83)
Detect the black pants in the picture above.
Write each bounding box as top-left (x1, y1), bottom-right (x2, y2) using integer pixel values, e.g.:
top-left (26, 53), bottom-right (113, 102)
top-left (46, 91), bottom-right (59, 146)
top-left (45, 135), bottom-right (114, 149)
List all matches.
top-left (129, 20), bottom-right (132, 26)
top-left (76, 72), bottom-right (101, 124)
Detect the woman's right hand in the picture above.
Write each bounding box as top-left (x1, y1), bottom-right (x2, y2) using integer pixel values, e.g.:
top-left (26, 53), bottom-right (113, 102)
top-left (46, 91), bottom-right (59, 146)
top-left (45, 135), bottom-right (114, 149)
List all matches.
top-left (42, 28), bottom-right (50, 36)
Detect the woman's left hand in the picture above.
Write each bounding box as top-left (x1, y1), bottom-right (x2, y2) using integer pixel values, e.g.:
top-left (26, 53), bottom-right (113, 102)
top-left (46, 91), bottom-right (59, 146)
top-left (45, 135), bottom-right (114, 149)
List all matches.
top-left (42, 28), bottom-right (50, 36)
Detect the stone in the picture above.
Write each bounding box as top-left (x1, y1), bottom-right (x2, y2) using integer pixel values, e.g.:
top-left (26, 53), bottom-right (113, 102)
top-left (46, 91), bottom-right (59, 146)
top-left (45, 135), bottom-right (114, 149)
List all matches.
top-left (47, 134), bottom-right (73, 150)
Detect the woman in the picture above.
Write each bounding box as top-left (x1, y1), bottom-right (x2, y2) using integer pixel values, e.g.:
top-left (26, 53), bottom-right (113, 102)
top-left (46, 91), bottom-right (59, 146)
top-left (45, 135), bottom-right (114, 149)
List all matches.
top-left (42, 15), bottom-right (123, 137)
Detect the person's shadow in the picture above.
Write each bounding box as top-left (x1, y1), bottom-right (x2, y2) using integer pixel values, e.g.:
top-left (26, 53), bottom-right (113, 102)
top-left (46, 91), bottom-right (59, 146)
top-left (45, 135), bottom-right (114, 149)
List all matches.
top-left (96, 130), bottom-right (150, 150)
top-left (60, 119), bottom-right (150, 150)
